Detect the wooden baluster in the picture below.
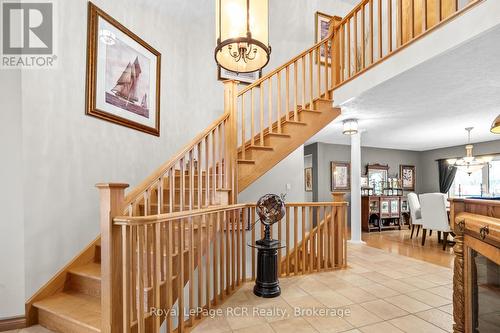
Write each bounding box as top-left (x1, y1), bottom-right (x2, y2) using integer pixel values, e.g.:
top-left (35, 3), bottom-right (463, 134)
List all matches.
top-left (242, 208), bottom-right (247, 282)
top-left (231, 210), bottom-right (236, 290)
top-left (293, 61), bottom-right (298, 120)
top-left (326, 207), bottom-right (331, 269)
top-left (137, 226), bottom-right (145, 333)
top-left (225, 210), bottom-right (230, 295)
top-left (378, 0), bottom-right (383, 59)
top-left (188, 218), bottom-right (194, 325)
top-left (179, 158), bottom-right (185, 211)
top-left (347, 18), bottom-right (351, 77)
top-left (354, 12), bottom-right (358, 73)
top-left (251, 207), bottom-right (256, 280)
top-left (397, 0), bottom-right (402, 46)
top-left (169, 168), bottom-right (174, 212)
top-left (308, 206), bottom-right (313, 273)
top-left (259, 83), bottom-right (264, 145)
top-left (361, 5), bottom-right (366, 70)
top-left (131, 221), bottom-right (137, 325)
top-left (236, 209), bottom-right (241, 285)
top-left (293, 207), bottom-right (298, 275)
top-left (370, 0), bottom-right (374, 64)
top-left (423, 0), bottom-right (428, 32)
top-left (241, 97), bottom-right (246, 160)
top-left (197, 143), bottom-right (202, 209)
top-left (121, 225), bottom-right (131, 333)
top-left (218, 125), bottom-right (223, 190)
top-left (153, 223), bottom-right (161, 332)
top-left (213, 211), bottom-right (219, 305)
top-left (251, 89), bottom-right (255, 146)
top-left (410, 0), bottom-right (415, 39)
top-left (302, 56), bottom-right (306, 109)
top-left (285, 206), bottom-right (290, 276)
top-left (285, 67), bottom-right (290, 121)
top-left (277, 72), bottom-right (282, 133)
top-left (205, 136), bottom-right (210, 205)
top-left (388, 0), bottom-right (393, 53)
top-left (316, 47), bottom-right (321, 97)
top-left (165, 221), bottom-right (173, 331)
top-left (317, 207), bottom-right (321, 271)
top-left (309, 52), bottom-right (313, 107)
top-left (178, 219), bottom-right (185, 332)
top-left (301, 207), bottom-right (306, 274)
top-left (97, 183), bottom-right (128, 333)
top-left (268, 78), bottom-right (273, 134)
top-left (205, 214), bottom-right (211, 309)
top-left (324, 41), bottom-right (328, 95)
top-left (212, 131), bottom-right (216, 204)
top-left (220, 211), bottom-right (225, 299)
top-left (189, 150), bottom-right (194, 210)
top-left (197, 215), bottom-right (203, 313)
top-left (437, 0), bottom-right (442, 23)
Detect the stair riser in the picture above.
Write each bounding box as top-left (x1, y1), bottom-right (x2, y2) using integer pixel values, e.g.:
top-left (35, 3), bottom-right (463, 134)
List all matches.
top-left (38, 309), bottom-right (100, 333)
top-left (238, 148), bottom-right (274, 160)
top-left (66, 273), bottom-right (101, 298)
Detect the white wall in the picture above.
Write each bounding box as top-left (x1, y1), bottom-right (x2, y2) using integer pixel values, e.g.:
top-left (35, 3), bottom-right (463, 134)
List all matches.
top-left (0, 0), bottom-right (357, 319)
top-left (0, 70), bottom-right (25, 318)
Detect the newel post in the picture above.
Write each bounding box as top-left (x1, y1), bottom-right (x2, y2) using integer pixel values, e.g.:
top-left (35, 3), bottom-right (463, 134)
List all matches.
top-left (97, 183), bottom-right (129, 333)
top-left (223, 80), bottom-right (239, 204)
top-left (330, 16), bottom-right (342, 89)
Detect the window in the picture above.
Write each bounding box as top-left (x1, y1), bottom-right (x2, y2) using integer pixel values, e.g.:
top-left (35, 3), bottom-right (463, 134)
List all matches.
top-left (450, 168), bottom-right (483, 196)
top-left (489, 160), bottom-right (500, 195)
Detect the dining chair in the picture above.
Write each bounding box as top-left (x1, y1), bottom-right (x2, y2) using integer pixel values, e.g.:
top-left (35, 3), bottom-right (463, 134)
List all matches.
top-left (419, 193), bottom-right (452, 250)
top-left (407, 193), bottom-right (423, 239)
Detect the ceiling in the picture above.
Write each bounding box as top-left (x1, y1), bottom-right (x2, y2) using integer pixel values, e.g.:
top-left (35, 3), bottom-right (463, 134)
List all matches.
top-left (309, 25), bottom-right (500, 151)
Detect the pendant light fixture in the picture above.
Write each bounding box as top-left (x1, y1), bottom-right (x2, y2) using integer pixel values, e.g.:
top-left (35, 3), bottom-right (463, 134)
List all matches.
top-left (491, 114), bottom-right (500, 134)
top-left (447, 127), bottom-right (493, 175)
top-left (342, 119), bottom-right (358, 135)
top-left (215, 0), bottom-right (271, 73)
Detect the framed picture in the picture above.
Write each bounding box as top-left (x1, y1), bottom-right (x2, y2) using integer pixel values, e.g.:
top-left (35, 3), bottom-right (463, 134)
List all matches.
top-left (367, 164), bottom-right (389, 195)
top-left (218, 66), bottom-right (262, 84)
top-left (400, 165), bottom-right (416, 191)
top-left (86, 2), bottom-right (161, 136)
top-left (331, 161), bottom-right (350, 192)
top-left (315, 12), bottom-right (340, 64)
top-left (304, 167), bottom-right (313, 192)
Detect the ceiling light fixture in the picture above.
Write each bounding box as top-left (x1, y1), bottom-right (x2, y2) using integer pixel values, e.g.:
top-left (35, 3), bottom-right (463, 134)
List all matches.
top-left (342, 119), bottom-right (358, 135)
top-left (215, 0), bottom-right (271, 73)
top-left (447, 127), bottom-right (493, 175)
top-left (491, 114), bottom-right (500, 134)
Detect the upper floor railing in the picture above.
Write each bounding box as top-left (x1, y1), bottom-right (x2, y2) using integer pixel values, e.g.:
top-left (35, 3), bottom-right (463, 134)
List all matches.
top-left (334, 0), bottom-right (483, 87)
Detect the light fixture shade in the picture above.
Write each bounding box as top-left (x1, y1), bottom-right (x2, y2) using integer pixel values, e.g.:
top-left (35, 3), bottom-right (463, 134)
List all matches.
top-left (215, 0), bottom-right (270, 73)
top-left (491, 114), bottom-right (500, 134)
top-left (342, 119), bottom-right (358, 135)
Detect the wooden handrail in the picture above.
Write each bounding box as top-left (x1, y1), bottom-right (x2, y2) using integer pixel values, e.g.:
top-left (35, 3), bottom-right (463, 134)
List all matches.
top-left (115, 203), bottom-right (250, 225)
top-left (238, 35), bottom-right (333, 96)
top-left (123, 112), bottom-right (230, 207)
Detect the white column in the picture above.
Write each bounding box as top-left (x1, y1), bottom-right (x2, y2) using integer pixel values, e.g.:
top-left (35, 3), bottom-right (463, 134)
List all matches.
top-left (349, 132), bottom-right (364, 243)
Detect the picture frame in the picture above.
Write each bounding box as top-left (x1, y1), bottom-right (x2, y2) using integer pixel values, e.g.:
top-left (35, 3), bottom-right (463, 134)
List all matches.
top-left (218, 66), bottom-right (262, 84)
top-left (304, 167), bottom-right (313, 192)
top-left (86, 2), bottom-right (161, 136)
top-left (314, 12), bottom-right (340, 65)
top-left (367, 164), bottom-right (389, 195)
top-left (400, 165), bottom-right (416, 191)
top-left (331, 161), bottom-right (350, 192)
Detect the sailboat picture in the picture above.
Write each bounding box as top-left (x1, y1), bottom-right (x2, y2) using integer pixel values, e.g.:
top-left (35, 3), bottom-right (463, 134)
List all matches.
top-left (86, 3), bottom-right (161, 136)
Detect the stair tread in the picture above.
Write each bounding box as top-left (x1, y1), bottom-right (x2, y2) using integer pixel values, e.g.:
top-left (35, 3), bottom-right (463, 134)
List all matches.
top-left (300, 108), bottom-right (322, 113)
top-left (237, 159), bottom-right (256, 164)
top-left (68, 262), bottom-right (101, 281)
top-left (285, 120), bottom-right (307, 125)
top-left (34, 291), bottom-right (101, 331)
top-left (247, 145), bottom-right (274, 150)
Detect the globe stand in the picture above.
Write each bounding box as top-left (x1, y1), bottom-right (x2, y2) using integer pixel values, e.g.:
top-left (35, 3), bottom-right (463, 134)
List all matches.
top-left (250, 222), bottom-right (284, 298)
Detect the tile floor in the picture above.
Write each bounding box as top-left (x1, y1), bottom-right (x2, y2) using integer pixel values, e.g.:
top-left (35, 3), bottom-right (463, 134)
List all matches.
top-left (192, 243), bottom-right (454, 333)
top-left (7, 244), bottom-right (455, 333)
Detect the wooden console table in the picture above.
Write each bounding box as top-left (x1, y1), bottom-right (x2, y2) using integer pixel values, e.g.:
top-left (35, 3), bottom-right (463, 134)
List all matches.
top-left (450, 198), bottom-right (500, 333)
top-left (362, 195), bottom-right (409, 232)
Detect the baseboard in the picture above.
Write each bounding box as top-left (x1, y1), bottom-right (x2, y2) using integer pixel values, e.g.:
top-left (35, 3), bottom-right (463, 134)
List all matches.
top-left (0, 316), bottom-right (26, 331)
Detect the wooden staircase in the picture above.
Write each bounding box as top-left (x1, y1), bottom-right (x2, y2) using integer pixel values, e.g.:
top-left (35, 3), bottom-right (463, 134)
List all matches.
top-left (25, 14), bottom-right (344, 333)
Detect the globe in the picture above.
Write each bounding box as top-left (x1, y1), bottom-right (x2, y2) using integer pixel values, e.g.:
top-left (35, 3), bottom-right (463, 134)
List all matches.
top-left (256, 194), bottom-right (286, 226)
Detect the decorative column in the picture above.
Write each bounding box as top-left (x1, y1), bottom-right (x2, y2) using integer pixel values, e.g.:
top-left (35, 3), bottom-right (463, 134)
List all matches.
top-left (349, 132), bottom-right (363, 243)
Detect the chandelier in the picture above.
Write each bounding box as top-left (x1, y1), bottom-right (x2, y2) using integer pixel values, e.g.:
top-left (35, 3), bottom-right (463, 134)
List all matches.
top-left (447, 127), bottom-right (492, 175)
top-left (215, 0), bottom-right (271, 73)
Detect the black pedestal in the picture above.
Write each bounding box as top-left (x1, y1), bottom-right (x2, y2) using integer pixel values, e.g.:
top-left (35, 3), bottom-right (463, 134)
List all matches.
top-left (252, 243), bottom-right (283, 298)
